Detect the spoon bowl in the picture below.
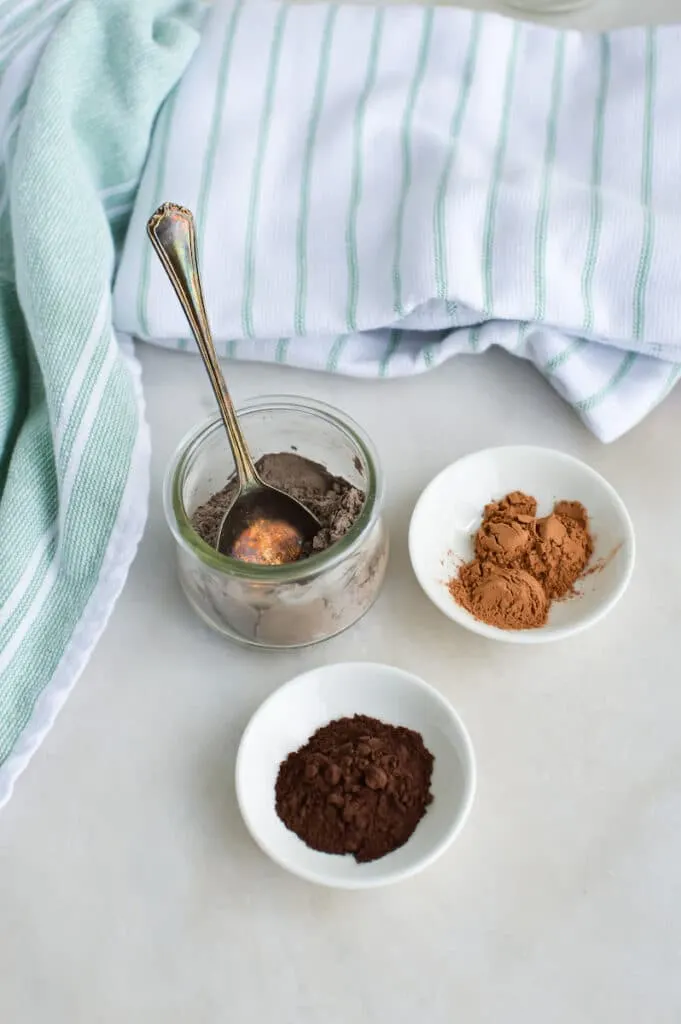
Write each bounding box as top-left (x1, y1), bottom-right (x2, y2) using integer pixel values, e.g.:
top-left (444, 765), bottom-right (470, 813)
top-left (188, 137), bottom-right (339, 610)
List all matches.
top-left (218, 481), bottom-right (318, 563)
top-left (146, 202), bottom-right (320, 565)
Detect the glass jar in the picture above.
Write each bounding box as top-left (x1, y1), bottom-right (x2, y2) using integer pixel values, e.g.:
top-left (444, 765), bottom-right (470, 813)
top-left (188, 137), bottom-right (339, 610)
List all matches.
top-left (164, 396), bottom-right (389, 648)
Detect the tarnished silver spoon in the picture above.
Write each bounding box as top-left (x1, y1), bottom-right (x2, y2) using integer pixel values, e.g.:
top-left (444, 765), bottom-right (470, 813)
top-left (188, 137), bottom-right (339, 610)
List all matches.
top-left (147, 202), bottom-right (320, 565)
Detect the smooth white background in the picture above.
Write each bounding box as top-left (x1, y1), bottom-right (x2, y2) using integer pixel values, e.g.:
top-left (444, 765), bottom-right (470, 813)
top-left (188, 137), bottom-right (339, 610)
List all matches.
top-left (3, 2), bottom-right (681, 1022)
top-left (3, 343), bottom-right (681, 1022)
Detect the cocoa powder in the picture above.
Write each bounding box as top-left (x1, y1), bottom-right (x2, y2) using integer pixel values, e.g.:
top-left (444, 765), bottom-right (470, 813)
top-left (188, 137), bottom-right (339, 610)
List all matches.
top-left (275, 715), bottom-right (434, 863)
top-left (192, 452), bottom-right (365, 556)
top-left (449, 491), bottom-right (593, 630)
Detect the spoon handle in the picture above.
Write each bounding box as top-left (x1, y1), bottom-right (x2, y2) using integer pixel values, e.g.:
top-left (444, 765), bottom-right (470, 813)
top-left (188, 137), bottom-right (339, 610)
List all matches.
top-left (146, 202), bottom-right (259, 487)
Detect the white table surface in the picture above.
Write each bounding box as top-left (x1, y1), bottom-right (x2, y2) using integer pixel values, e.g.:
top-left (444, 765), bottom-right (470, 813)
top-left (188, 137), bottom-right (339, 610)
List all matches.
top-left (3, 341), bottom-right (681, 1023)
top-left (4, 2), bottom-right (681, 1022)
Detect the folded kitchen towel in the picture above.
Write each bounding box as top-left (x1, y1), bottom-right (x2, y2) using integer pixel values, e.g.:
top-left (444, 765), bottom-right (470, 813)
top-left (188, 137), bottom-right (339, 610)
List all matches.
top-left (114, 0), bottom-right (681, 443)
top-left (0, 0), bottom-right (201, 806)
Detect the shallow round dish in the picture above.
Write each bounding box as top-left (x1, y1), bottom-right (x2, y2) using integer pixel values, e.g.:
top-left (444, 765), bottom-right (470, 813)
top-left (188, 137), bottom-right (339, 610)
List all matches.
top-left (409, 446), bottom-right (635, 644)
top-left (235, 662), bottom-right (476, 889)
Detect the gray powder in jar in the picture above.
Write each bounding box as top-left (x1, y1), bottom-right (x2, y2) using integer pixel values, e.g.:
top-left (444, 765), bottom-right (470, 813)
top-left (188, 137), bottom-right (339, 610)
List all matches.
top-left (178, 450), bottom-right (387, 646)
top-left (191, 452), bottom-right (365, 555)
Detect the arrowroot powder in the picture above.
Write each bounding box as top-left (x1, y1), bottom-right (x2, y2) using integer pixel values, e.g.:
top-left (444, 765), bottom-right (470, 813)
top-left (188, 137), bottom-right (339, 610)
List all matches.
top-left (448, 491), bottom-right (593, 630)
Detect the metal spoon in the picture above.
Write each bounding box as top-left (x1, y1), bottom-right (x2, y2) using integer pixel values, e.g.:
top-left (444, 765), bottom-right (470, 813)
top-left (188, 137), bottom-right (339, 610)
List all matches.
top-left (147, 202), bottom-right (320, 565)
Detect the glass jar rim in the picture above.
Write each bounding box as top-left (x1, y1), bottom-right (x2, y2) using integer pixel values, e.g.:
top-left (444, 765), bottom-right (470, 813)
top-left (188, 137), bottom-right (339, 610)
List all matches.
top-left (163, 394), bottom-right (384, 581)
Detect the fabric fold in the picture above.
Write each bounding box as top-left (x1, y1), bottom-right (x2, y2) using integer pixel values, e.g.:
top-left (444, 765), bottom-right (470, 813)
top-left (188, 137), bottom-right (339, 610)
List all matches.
top-left (0, 0), bottom-right (201, 806)
top-left (114, 0), bottom-right (681, 443)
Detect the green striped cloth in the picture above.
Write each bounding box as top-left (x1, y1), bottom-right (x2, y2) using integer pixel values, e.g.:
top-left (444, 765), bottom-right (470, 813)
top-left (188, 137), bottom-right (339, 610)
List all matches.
top-left (0, 0), bottom-right (201, 805)
top-left (114, 1), bottom-right (681, 443)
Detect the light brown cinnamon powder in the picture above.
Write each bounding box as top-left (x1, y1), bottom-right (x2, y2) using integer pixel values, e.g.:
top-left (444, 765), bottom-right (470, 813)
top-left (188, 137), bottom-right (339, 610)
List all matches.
top-left (448, 491), bottom-right (593, 631)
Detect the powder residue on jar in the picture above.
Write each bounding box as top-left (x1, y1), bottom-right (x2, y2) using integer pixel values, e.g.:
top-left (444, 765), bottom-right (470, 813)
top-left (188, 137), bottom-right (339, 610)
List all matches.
top-left (191, 452), bottom-right (365, 556)
top-left (449, 491), bottom-right (593, 630)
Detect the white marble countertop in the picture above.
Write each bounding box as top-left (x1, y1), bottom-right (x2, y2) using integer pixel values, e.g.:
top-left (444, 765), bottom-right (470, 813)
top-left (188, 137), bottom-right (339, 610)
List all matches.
top-left (4, 2), bottom-right (681, 1021)
top-left (3, 339), bottom-right (681, 1022)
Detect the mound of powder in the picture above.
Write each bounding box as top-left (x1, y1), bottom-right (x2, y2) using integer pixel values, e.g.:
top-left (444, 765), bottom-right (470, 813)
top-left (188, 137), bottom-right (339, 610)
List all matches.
top-left (191, 452), bottom-right (365, 556)
top-left (449, 490), bottom-right (593, 630)
top-left (451, 562), bottom-right (548, 630)
top-left (275, 715), bottom-right (434, 863)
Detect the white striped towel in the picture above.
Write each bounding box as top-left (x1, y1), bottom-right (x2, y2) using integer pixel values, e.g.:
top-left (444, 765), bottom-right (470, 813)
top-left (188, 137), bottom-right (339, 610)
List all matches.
top-left (114, 0), bottom-right (681, 443)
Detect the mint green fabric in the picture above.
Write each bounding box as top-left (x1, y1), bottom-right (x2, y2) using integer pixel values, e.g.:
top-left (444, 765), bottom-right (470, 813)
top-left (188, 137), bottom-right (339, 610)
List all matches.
top-left (0, 0), bottom-right (201, 804)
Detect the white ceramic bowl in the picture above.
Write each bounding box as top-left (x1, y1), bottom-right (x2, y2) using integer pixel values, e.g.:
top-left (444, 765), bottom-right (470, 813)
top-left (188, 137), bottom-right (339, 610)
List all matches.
top-left (409, 446), bottom-right (635, 644)
top-left (235, 662), bottom-right (476, 889)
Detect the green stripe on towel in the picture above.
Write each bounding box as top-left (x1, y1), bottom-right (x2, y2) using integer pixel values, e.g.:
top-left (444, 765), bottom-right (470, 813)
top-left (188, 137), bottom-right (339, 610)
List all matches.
top-left (534, 35), bottom-right (565, 323)
top-left (241, 4), bottom-right (289, 339)
top-left (581, 35), bottom-right (611, 334)
top-left (632, 29), bottom-right (656, 341)
top-left (481, 24), bottom-right (520, 318)
top-left (433, 14), bottom-right (481, 320)
top-left (345, 8), bottom-right (384, 333)
top-left (392, 8), bottom-right (433, 318)
top-left (294, 5), bottom-right (337, 338)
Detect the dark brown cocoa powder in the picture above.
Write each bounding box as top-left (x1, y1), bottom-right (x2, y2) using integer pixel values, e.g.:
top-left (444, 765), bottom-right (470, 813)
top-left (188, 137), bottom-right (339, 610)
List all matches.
top-left (275, 715), bottom-right (434, 863)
